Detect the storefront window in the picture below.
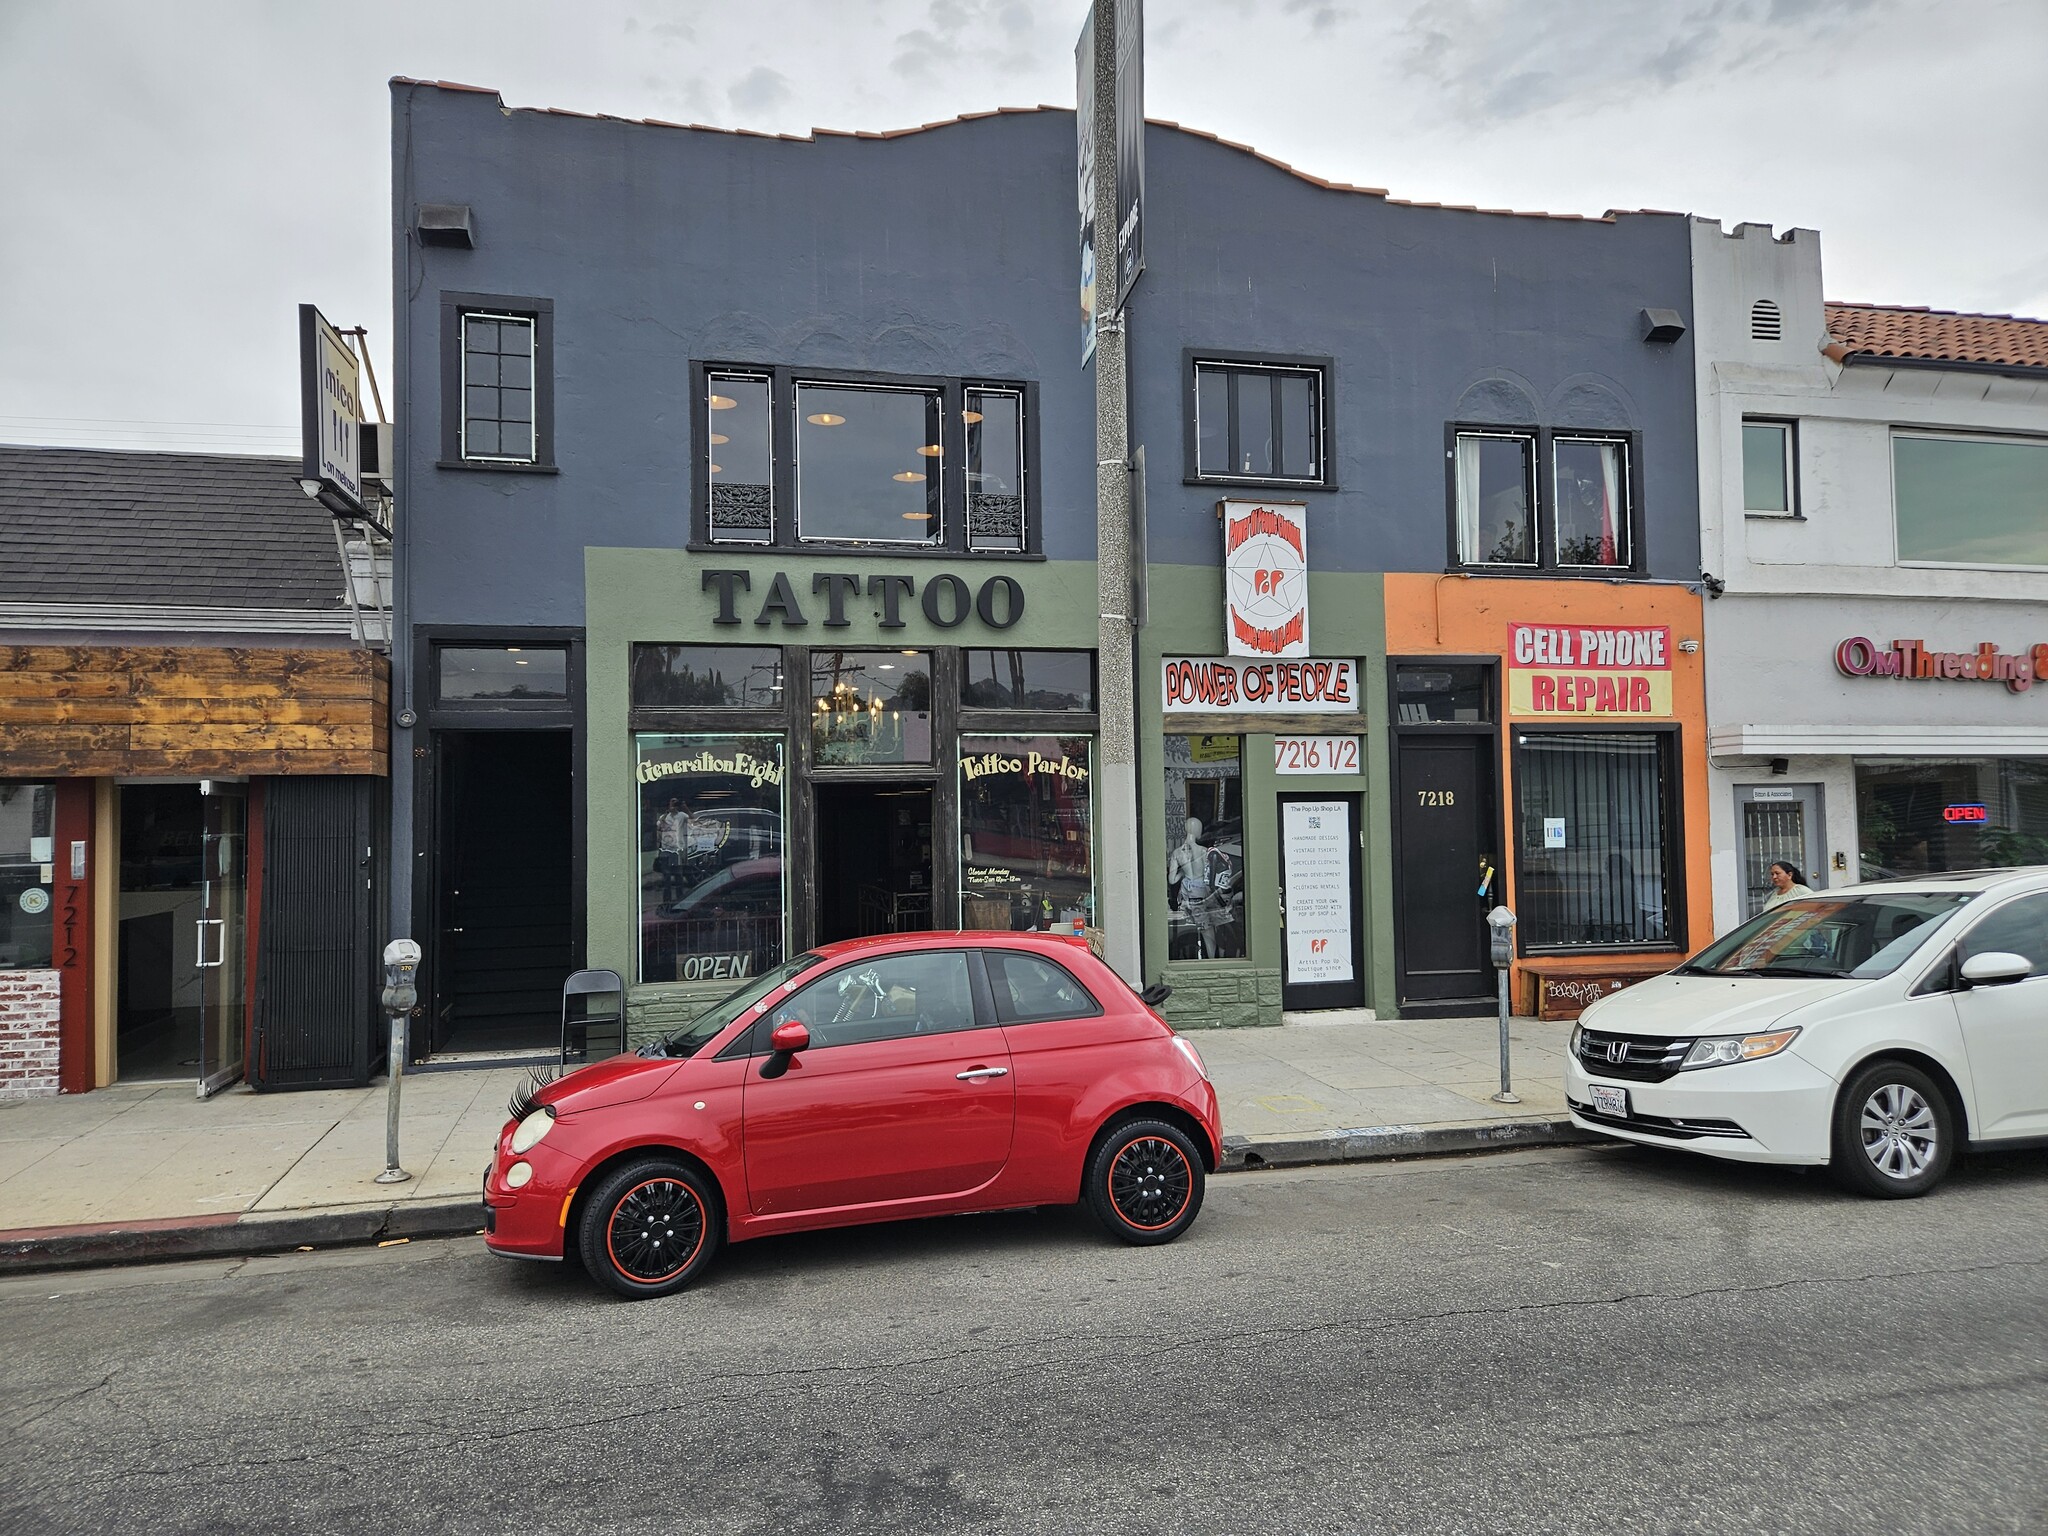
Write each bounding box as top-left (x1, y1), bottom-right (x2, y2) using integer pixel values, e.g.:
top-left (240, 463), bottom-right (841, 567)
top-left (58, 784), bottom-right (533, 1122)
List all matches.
top-left (1856, 757), bottom-right (2048, 877)
top-left (1394, 664), bottom-right (1489, 724)
top-left (635, 735), bottom-right (786, 984)
top-left (1515, 731), bottom-right (1674, 949)
top-left (631, 645), bottom-right (783, 709)
top-left (1163, 736), bottom-right (1246, 960)
top-left (810, 650), bottom-right (931, 765)
top-left (437, 646), bottom-right (568, 702)
top-left (960, 735), bottom-right (1094, 933)
top-left (961, 650), bottom-right (1095, 711)
top-left (0, 784), bottom-right (56, 969)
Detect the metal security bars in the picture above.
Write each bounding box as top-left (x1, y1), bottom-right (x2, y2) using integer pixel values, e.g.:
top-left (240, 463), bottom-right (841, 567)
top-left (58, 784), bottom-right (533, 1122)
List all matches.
top-left (1514, 730), bottom-right (1676, 950)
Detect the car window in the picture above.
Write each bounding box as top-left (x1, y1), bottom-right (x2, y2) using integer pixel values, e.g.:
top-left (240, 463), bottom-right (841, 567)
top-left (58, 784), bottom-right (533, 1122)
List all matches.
top-left (1956, 892), bottom-right (2048, 979)
top-left (985, 950), bottom-right (1102, 1025)
top-left (1680, 892), bottom-right (1971, 979)
top-left (772, 950), bottom-right (976, 1049)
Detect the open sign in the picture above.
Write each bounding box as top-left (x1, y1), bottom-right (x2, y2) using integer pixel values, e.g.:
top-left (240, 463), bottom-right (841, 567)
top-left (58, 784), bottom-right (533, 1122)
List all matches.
top-left (1943, 804), bottom-right (1989, 823)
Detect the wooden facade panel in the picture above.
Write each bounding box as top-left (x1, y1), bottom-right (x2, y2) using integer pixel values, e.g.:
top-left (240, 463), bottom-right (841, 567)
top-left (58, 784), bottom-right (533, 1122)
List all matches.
top-left (0, 645), bottom-right (389, 778)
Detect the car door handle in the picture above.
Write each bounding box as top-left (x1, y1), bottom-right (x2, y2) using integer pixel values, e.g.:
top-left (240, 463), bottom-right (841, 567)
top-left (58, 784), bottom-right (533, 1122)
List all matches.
top-left (956, 1067), bottom-right (1009, 1081)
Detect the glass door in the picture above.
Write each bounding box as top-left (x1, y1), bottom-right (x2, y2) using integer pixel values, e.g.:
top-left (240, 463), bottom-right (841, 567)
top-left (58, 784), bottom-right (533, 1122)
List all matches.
top-left (196, 784), bottom-right (248, 1097)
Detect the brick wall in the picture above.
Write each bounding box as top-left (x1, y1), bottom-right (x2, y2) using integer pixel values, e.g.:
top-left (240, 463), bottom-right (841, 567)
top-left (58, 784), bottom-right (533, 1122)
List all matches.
top-left (0, 969), bottom-right (63, 1098)
top-left (1159, 965), bottom-right (1283, 1030)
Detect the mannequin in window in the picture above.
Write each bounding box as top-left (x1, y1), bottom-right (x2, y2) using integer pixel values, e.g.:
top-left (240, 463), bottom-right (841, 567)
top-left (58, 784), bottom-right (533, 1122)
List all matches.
top-left (1169, 817), bottom-right (1232, 958)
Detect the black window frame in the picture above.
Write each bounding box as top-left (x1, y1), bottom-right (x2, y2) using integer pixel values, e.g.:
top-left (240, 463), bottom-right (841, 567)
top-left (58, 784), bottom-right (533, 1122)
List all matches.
top-left (438, 291), bottom-right (556, 473)
top-left (1741, 416), bottom-right (1800, 518)
top-left (1183, 350), bottom-right (1334, 491)
top-left (1509, 722), bottom-right (1686, 956)
top-left (689, 363), bottom-right (1043, 559)
top-left (1446, 424), bottom-right (1646, 577)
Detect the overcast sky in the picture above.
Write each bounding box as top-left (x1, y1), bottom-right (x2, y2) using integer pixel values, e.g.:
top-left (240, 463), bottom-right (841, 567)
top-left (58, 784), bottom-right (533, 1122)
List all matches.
top-left (2, 0), bottom-right (2043, 456)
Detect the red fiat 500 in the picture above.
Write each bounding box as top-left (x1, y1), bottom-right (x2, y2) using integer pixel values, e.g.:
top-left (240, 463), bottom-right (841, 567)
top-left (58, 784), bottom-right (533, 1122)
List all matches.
top-left (484, 932), bottom-right (1222, 1299)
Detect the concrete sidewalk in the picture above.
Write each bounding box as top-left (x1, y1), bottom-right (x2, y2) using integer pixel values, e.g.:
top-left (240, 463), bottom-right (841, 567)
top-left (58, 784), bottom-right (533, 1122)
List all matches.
top-left (0, 1015), bottom-right (1583, 1271)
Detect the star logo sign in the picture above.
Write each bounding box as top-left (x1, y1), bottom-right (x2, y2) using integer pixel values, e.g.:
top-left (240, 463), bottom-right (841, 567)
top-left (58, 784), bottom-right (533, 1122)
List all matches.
top-left (1224, 503), bottom-right (1309, 656)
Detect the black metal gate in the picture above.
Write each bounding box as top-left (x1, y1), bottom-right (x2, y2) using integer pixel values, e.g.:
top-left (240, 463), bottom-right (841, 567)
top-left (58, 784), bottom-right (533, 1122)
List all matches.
top-left (250, 776), bottom-right (381, 1090)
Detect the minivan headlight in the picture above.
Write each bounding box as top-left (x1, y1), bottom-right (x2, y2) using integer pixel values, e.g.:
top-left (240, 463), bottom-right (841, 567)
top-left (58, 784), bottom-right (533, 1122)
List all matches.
top-left (1680, 1028), bottom-right (1799, 1070)
top-left (509, 1106), bottom-right (557, 1154)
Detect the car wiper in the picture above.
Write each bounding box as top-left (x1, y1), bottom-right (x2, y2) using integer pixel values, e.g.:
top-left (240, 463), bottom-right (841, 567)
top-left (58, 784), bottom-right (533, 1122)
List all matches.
top-left (1745, 963), bottom-right (1850, 978)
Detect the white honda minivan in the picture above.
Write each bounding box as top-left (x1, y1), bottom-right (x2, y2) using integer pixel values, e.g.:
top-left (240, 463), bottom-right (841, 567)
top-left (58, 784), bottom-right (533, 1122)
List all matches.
top-left (1566, 869), bottom-right (2048, 1197)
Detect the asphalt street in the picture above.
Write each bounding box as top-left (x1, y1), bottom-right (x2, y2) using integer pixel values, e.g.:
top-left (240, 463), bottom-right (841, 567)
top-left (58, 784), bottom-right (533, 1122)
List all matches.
top-left (2, 1143), bottom-right (2044, 1536)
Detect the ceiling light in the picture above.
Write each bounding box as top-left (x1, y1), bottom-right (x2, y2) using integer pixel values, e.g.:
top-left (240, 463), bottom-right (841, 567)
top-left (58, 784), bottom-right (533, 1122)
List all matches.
top-left (506, 648), bottom-right (522, 653)
top-left (917, 444), bottom-right (943, 457)
top-left (963, 410), bottom-right (983, 424)
top-left (708, 394), bottom-right (736, 410)
top-left (901, 511), bottom-right (930, 520)
top-left (708, 464), bottom-right (722, 474)
top-left (893, 471), bottom-right (926, 483)
top-left (709, 433), bottom-right (729, 445)
top-left (514, 659), bottom-right (530, 667)
top-left (807, 412), bottom-right (845, 426)
top-left (879, 664), bottom-right (896, 671)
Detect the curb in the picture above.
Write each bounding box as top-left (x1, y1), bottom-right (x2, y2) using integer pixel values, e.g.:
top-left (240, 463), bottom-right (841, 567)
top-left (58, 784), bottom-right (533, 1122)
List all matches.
top-left (1219, 1116), bottom-right (1598, 1171)
top-left (0, 1198), bottom-right (485, 1277)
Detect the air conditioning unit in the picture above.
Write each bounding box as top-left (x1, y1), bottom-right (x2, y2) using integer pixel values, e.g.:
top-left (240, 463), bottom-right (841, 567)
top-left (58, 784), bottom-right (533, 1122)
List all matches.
top-left (359, 421), bottom-right (394, 489)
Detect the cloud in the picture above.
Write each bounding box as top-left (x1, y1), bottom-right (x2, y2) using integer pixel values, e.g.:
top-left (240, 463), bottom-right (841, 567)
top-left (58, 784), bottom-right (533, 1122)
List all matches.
top-left (1396, 0), bottom-right (1886, 123)
top-left (892, 0), bottom-right (1041, 82)
top-left (727, 65), bottom-right (791, 116)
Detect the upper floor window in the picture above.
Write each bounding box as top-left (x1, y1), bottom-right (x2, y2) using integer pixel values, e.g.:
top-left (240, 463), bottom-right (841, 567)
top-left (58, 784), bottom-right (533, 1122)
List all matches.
top-left (439, 292), bottom-right (555, 470)
top-left (1453, 429), bottom-right (1636, 573)
top-left (1186, 354), bottom-right (1329, 488)
top-left (1742, 418), bottom-right (1797, 515)
top-left (1894, 431), bottom-right (2048, 569)
top-left (694, 365), bottom-right (1038, 556)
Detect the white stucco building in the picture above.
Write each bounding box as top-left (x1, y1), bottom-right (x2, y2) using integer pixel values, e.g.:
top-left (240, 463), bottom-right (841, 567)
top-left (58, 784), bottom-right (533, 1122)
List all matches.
top-left (1692, 220), bottom-right (2048, 933)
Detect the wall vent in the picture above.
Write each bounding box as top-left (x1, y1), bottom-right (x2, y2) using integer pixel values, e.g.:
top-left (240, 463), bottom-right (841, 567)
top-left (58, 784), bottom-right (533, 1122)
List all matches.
top-left (1750, 299), bottom-right (1783, 342)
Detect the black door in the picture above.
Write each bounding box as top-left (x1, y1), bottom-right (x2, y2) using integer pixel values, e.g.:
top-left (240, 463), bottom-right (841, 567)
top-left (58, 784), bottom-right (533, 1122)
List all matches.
top-left (251, 776), bottom-right (377, 1090)
top-left (1278, 793), bottom-right (1365, 1011)
top-left (430, 730), bottom-right (574, 1054)
top-left (1394, 736), bottom-right (1497, 1004)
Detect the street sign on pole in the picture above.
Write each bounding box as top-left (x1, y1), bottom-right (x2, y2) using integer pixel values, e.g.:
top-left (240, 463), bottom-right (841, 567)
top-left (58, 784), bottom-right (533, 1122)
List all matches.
top-left (1112, 0), bottom-right (1144, 311)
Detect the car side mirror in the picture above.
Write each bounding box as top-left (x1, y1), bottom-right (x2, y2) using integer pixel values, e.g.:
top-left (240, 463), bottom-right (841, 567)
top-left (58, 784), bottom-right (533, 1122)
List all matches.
top-left (1959, 951), bottom-right (2032, 988)
top-left (759, 1018), bottom-right (809, 1079)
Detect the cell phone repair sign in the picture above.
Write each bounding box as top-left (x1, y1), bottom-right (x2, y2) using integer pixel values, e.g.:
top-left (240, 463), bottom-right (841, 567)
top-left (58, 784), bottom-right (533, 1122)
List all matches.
top-left (1507, 623), bottom-right (1672, 718)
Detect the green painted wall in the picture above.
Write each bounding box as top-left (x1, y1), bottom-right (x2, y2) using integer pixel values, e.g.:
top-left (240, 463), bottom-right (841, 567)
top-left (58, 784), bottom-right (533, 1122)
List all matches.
top-left (1136, 564), bottom-right (1388, 1027)
top-left (583, 547), bottom-right (1100, 1025)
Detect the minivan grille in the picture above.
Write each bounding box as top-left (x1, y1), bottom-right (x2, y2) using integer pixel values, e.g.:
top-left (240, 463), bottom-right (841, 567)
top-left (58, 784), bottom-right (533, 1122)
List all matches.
top-left (1575, 1029), bottom-right (1692, 1083)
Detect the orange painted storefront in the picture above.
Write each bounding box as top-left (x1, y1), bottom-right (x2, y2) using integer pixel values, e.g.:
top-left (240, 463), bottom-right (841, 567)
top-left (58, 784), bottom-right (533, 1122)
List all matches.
top-left (1383, 573), bottom-right (1712, 1015)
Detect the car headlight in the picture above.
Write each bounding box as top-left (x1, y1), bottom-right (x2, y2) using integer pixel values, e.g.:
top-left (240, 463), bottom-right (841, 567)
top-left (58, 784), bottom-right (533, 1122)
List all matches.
top-left (509, 1106), bottom-right (557, 1155)
top-left (1680, 1028), bottom-right (1799, 1070)
top-left (1569, 1023), bottom-right (1584, 1055)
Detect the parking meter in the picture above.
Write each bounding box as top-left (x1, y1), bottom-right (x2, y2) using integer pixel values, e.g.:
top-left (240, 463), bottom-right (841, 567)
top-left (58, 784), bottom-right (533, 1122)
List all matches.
top-left (1485, 906), bottom-right (1519, 1104)
top-left (1486, 906), bottom-right (1517, 969)
top-left (375, 938), bottom-right (421, 1185)
top-left (381, 938), bottom-right (421, 1017)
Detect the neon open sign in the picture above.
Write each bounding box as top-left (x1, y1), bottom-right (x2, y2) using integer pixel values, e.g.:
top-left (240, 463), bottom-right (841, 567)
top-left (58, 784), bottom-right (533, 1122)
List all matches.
top-left (1943, 804), bottom-right (1989, 823)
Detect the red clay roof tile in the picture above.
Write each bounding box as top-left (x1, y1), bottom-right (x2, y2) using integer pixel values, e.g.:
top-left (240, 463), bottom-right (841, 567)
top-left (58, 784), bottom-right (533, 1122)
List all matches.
top-left (1825, 302), bottom-right (2048, 372)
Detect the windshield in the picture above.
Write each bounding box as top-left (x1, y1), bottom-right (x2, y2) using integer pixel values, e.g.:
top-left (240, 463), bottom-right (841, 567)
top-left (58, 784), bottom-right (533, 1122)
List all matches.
top-left (648, 952), bottom-right (822, 1058)
top-left (1678, 893), bottom-right (1973, 980)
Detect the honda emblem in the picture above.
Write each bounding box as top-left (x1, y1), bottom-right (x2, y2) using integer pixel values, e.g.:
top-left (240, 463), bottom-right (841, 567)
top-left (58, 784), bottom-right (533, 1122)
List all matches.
top-left (1604, 1040), bottom-right (1628, 1065)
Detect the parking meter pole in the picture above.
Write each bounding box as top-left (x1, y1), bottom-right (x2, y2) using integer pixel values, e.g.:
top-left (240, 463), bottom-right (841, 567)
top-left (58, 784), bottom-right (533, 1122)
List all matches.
top-left (1486, 905), bottom-right (1521, 1105)
top-left (376, 1012), bottom-right (410, 1185)
top-left (376, 938), bottom-right (422, 1186)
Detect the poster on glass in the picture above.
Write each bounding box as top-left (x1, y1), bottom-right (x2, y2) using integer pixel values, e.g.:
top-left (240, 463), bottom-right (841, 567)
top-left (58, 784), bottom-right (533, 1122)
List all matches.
top-left (635, 734), bottom-right (786, 983)
top-left (1163, 735), bottom-right (1245, 959)
top-left (960, 735), bottom-right (1094, 933)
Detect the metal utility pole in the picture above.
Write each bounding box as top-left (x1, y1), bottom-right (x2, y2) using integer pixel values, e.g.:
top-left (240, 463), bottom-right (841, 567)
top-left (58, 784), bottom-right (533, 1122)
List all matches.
top-left (1090, 0), bottom-right (1142, 984)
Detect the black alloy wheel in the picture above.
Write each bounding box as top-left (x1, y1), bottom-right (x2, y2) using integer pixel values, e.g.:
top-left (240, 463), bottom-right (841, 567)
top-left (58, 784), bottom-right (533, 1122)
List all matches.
top-left (578, 1157), bottom-right (723, 1299)
top-left (1830, 1059), bottom-right (1955, 1199)
top-left (1086, 1118), bottom-right (1206, 1245)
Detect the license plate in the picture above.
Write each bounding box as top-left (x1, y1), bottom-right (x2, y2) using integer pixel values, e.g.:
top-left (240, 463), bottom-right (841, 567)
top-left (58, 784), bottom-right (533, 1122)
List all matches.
top-left (1590, 1084), bottom-right (1630, 1119)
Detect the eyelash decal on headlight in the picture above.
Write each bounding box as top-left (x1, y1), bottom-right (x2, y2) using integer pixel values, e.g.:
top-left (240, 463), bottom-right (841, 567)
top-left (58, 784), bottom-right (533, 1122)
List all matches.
top-left (507, 1065), bottom-right (561, 1123)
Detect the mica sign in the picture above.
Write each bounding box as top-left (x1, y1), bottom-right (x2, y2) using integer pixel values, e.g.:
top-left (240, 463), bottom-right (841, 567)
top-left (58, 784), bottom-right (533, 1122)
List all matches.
top-left (1506, 624), bottom-right (1672, 718)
